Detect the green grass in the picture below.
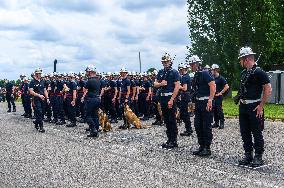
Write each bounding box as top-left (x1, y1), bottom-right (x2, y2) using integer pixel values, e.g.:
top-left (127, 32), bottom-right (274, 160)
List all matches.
top-left (223, 92), bottom-right (284, 120)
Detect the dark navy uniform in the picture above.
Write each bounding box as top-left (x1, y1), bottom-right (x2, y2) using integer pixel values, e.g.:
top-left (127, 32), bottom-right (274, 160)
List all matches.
top-left (239, 65), bottom-right (269, 157)
top-left (5, 81), bottom-right (16, 112)
top-left (76, 79), bottom-right (86, 121)
top-left (43, 79), bottom-right (52, 121)
top-left (115, 79), bottom-right (122, 120)
top-left (119, 77), bottom-right (131, 128)
top-left (179, 72), bottom-right (193, 135)
top-left (85, 77), bottom-right (101, 136)
top-left (49, 80), bottom-right (58, 123)
top-left (213, 75), bottom-right (227, 127)
top-left (29, 79), bottom-right (46, 131)
top-left (104, 79), bottom-right (118, 122)
top-left (192, 70), bottom-right (214, 153)
top-left (156, 68), bottom-right (180, 146)
top-left (66, 80), bottom-right (77, 126)
top-left (22, 82), bottom-right (32, 117)
top-left (55, 80), bottom-right (65, 124)
top-left (139, 79), bottom-right (151, 120)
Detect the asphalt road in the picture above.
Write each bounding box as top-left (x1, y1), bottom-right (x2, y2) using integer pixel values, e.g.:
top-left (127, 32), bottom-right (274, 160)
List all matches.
top-left (0, 102), bottom-right (284, 188)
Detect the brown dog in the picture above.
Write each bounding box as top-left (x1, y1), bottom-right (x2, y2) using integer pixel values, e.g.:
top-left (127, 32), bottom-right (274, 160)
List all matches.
top-left (98, 108), bottom-right (112, 132)
top-left (124, 105), bottom-right (143, 129)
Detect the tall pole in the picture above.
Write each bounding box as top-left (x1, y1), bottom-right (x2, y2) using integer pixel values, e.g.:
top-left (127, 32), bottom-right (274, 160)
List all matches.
top-left (139, 52), bottom-right (141, 73)
top-left (53, 59), bottom-right (57, 72)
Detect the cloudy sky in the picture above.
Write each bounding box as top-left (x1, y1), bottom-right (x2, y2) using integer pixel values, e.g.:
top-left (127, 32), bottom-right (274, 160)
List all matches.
top-left (0, 0), bottom-right (190, 80)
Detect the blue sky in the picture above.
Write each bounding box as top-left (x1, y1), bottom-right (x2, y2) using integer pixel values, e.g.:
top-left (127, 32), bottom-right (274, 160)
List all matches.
top-left (0, 0), bottom-right (190, 80)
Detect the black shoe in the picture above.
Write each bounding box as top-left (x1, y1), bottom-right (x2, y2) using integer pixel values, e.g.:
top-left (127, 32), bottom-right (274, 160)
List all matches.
top-left (152, 120), bottom-right (162, 125)
top-left (38, 127), bottom-right (45, 133)
top-left (12, 108), bottom-right (16, 112)
top-left (238, 152), bottom-right (253, 166)
top-left (192, 146), bottom-right (204, 155)
top-left (251, 154), bottom-right (264, 167)
top-left (219, 121), bottom-right (224, 129)
top-left (43, 118), bottom-right (51, 122)
top-left (212, 122), bottom-right (219, 128)
top-left (56, 121), bottom-right (66, 125)
top-left (161, 141), bottom-right (170, 148)
top-left (7, 109), bottom-right (11, 113)
top-left (50, 119), bottom-right (58, 124)
top-left (198, 147), bottom-right (211, 156)
top-left (66, 122), bottom-right (76, 127)
top-left (180, 130), bottom-right (193, 137)
top-left (87, 129), bottom-right (98, 137)
top-left (33, 121), bottom-right (39, 130)
top-left (78, 118), bottom-right (86, 123)
top-left (21, 113), bottom-right (26, 116)
top-left (85, 128), bottom-right (90, 132)
top-left (167, 142), bottom-right (178, 149)
top-left (24, 114), bottom-right (31, 118)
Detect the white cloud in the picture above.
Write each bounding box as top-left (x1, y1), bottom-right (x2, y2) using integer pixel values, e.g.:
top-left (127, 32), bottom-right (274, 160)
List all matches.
top-left (0, 0), bottom-right (190, 80)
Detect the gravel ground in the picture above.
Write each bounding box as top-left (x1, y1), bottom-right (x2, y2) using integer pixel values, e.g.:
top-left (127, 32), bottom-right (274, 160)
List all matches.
top-left (0, 102), bottom-right (284, 188)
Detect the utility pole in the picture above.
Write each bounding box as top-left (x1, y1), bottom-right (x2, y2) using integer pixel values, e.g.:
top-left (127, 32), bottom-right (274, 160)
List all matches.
top-left (53, 59), bottom-right (57, 72)
top-left (139, 52), bottom-right (141, 73)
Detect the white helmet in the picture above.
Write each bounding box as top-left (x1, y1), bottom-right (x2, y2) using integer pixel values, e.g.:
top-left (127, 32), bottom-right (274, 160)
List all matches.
top-left (49, 73), bottom-right (54, 77)
top-left (211, 64), bottom-right (220, 70)
top-left (178, 63), bottom-right (187, 69)
top-left (238, 47), bottom-right (256, 59)
top-left (34, 68), bottom-right (43, 74)
top-left (106, 72), bottom-right (112, 76)
top-left (68, 71), bottom-right (75, 77)
top-left (189, 55), bottom-right (202, 64)
top-left (161, 53), bottom-right (172, 62)
top-left (120, 67), bottom-right (128, 73)
top-left (152, 70), bottom-right (158, 75)
top-left (204, 65), bottom-right (210, 69)
top-left (85, 64), bottom-right (97, 72)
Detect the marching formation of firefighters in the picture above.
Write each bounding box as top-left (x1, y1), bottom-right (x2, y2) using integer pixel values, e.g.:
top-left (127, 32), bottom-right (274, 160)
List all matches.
top-left (3, 47), bottom-right (272, 168)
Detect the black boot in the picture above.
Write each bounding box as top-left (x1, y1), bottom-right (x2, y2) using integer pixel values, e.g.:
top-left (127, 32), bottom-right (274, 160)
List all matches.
top-left (78, 118), bottom-right (86, 123)
top-left (66, 121), bottom-right (77, 127)
top-left (43, 118), bottom-right (51, 122)
top-left (180, 130), bottom-right (193, 136)
top-left (166, 141), bottom-right (178, 149)
top-left (161, 140), bottom-right (170, 148)
top-left (87, 128), bottom-right (98, 137)
top-left (7, 109), bottom-right (11, 113)
top-left (198, 146), bottom-right (211, 156)
top-left (192, 145), bottom-right (204, 155)
top-left (21, 113), bottom-right (26, 116)
top-left (12, 108), bottom-right (16, 112)
top-left (238, 152), bottom-right (253, 166)
top-left (212, 121), bottom-right (219, 128)
top-left (33, 121), bottom-right (39, 130)
top-left (251, 153), bottom-right (264, 167)
top-left (50, 119), bottom-right (58, 124)
top-left (219, 120), bottom-right (224, 129)
top-left (38, 123), bottom-right (45, 133)
top-left (56, 120), bottom-right (66, 125)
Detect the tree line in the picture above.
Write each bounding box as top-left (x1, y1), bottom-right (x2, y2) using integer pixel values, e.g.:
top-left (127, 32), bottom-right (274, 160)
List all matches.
top-left (187, 0), bottom-right (284, 89)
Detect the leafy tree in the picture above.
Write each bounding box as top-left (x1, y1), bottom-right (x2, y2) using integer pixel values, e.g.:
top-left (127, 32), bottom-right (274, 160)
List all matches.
top-left (187, 0), bottom-right (284, 89)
